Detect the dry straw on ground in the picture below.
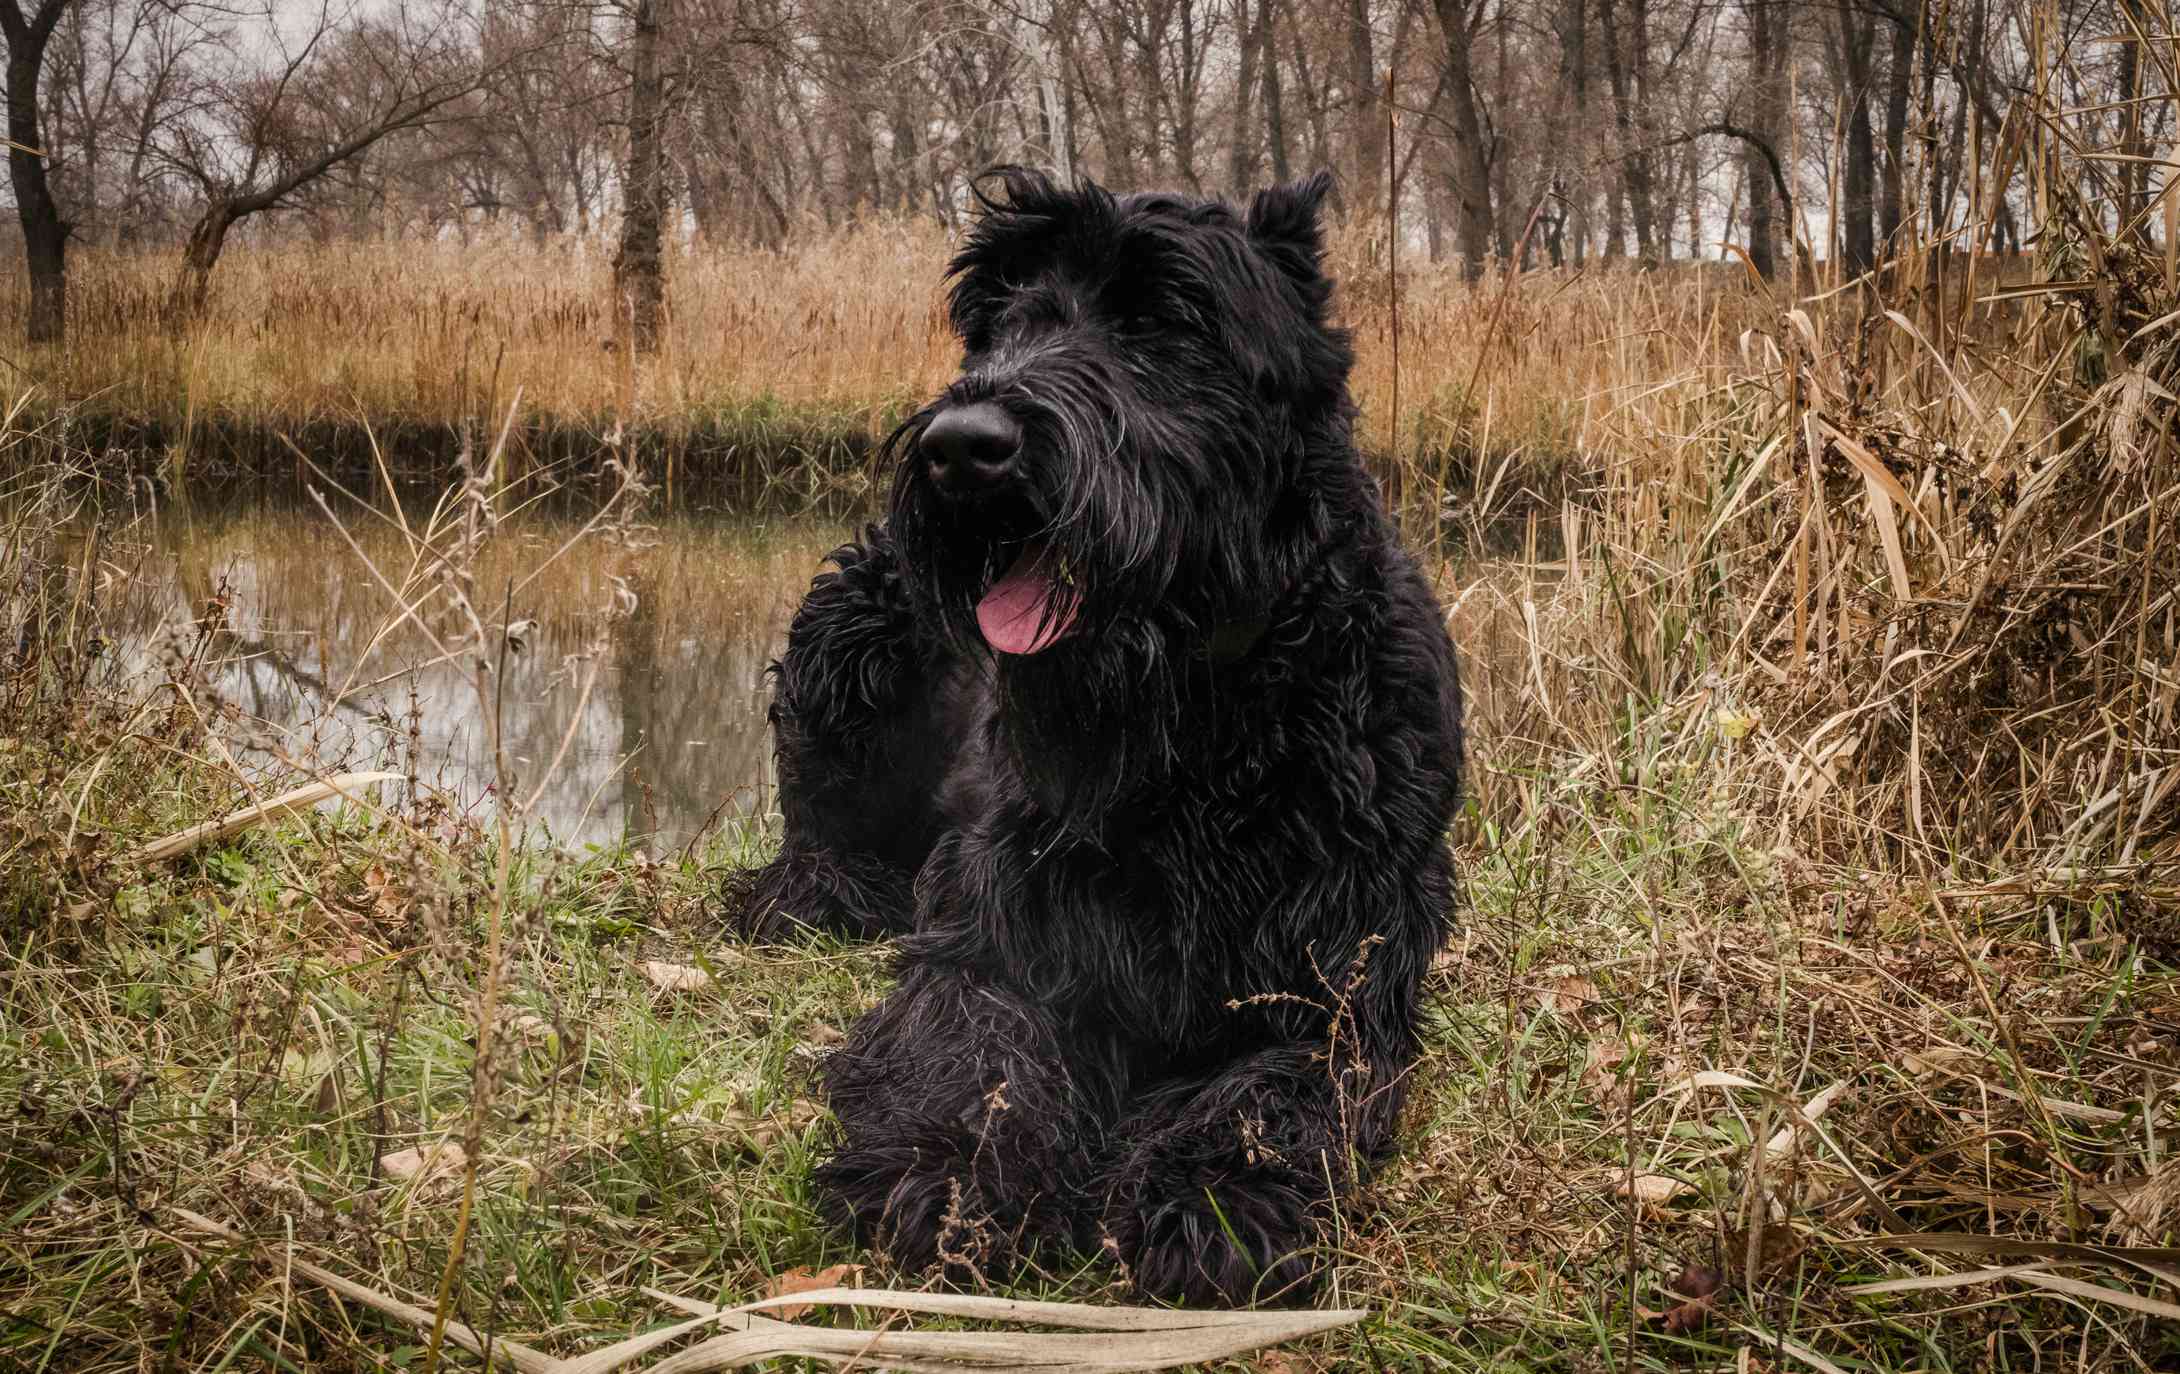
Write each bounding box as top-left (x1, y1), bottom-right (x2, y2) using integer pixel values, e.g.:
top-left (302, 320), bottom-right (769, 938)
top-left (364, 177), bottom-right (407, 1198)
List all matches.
top-left (3, 24), bottom-right (2179, 1370)
top-left (175, 1210), bottom-right (1362, 1373)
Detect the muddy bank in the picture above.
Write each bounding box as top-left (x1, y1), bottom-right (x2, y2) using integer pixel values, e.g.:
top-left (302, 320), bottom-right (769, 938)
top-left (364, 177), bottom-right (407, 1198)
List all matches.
top-left (19, 405), bottom-right (896, 510)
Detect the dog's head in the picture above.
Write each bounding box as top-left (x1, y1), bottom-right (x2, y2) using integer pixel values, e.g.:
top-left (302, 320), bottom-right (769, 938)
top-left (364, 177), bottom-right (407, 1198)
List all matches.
top-left (889, 167), bottom-right (1355, 663)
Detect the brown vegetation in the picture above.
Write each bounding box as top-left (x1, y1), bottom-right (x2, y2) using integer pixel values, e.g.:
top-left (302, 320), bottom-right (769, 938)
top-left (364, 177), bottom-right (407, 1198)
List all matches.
top-left (0, 221), bottom-right (1773, 503)
top-left (3, 3), bottom-right (2178, 1364)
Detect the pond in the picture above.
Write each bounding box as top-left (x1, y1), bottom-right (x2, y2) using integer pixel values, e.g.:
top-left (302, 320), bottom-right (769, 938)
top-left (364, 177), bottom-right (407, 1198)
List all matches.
top-left (98, 486), bottom-right (849, 852)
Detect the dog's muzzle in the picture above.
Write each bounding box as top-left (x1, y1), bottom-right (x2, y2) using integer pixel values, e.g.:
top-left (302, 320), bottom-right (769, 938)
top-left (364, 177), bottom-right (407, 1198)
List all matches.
top-left (920, 402), bottom-right (1022, 498)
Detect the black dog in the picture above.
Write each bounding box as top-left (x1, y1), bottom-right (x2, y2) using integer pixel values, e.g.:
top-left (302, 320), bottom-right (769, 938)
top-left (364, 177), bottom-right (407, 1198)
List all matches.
top-left (726, 169), bottom-right (1464, 1306)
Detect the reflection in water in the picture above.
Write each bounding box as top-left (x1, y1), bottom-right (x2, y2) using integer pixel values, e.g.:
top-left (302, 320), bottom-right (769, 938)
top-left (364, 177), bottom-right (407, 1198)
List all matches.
top-left (105, 492), bottom-right (844, 849)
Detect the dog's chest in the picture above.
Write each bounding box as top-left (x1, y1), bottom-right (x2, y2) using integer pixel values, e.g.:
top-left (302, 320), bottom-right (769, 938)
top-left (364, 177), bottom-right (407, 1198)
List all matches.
top-left (1000, 770), bottom-right (1359, 1040)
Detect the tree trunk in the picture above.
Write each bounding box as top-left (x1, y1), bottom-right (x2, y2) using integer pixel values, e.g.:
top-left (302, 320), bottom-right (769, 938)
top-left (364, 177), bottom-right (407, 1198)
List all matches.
top-left (6, 43), bottom-right (66, 344)
top-left (19, 176), bottom-right (65, 341)
top-left (1739, 0), bottom-right (1787, 279)
top-left (1023, 0), bottom-right (1072, 184)
top-left (1228, 0), bottom-right (1260, 194)
top-left (886, 97), bottom-right (921, 213)
top-left (1879, 6), bottom-right (1914, 252)
top-left (1430, 0), bottom-right (1494, 281)
top-left (1259, 0), bottom-right (1290, 183)
top-left (2116, 0), bottom-right (2151, 239)
top-left (1831, 4), bottom-right (1878, 276)
top-left (1598, 0), bottom-right (1656, 260)
top-left (1552, 0), bottom-right (1588, 264)
top-left (1346, 0), bottom-right (1381, 219)
top-left (1277, 0), bottom-right (1332, 175)
top-left (172, 201), bottom-right (237, 319)
top-left (1743, 149), bottom-right (1774, 279)
top-left (614, 0), bottom-right (667, 355)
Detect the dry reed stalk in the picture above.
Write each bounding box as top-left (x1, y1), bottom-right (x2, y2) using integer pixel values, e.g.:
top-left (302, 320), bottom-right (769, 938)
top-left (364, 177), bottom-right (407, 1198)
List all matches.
top-left (1444, 11), bottom-right (2177, 923)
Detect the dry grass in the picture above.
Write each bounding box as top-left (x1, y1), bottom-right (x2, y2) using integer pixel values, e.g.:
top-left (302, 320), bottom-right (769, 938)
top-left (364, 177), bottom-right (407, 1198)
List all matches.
top-left (10, 226), bottom-right (956, 428)
top-left (4, 29), bottom-right (2179, 1370)
top-left (2, 217), bottom-right (1783, 512)
top-left (5, 495), bottom-right (2176, 1368)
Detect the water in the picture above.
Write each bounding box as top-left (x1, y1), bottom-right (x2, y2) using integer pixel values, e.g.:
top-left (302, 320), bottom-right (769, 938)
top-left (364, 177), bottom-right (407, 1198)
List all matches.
top-left (97, 490), bottom-right (848, 851)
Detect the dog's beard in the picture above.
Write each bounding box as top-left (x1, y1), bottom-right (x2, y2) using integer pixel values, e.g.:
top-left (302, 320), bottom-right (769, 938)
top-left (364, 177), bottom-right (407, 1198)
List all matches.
top-left (989, 615), bottom-right (1183, 822)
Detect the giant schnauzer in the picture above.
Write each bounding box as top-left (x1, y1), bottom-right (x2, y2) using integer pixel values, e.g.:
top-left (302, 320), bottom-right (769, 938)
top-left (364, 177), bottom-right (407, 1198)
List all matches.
top-left (726, 168), bottom-right (1465, 1306)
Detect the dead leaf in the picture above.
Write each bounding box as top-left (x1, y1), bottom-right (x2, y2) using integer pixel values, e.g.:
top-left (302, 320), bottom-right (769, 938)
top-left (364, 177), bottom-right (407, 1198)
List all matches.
top-left (1715, 707), bottom-right (1760, 742)
top-left (1536, 972), bottom-right (1599, 1018)
top-left (805, 1022), bottom-right (845, 1047)
top-left (1651, 1262), bottom-right (1725, 1333)
top-left (1760, 1080), bottom-right (1847, 1161)
top-left (380, 1142), bottom-right (467, 1187)
top-left (1671, 1262), bottom-right (1725, 1299)
top-left (1729, 1223), bottom-right (1811, 1278)
top-left (1660, 1291), bottom-right (1718, 1333)
top-left (1579, 1035), bottom-right (1635, 1110)
top-left (762, 1263), bottom-right (863, 1321)
top-left (727, 1099), bottom-right (824, 1156)
top-left (362, 863), bottom-right (405, 920)
top-left (1615, 1172), bottom-right (1692, 1206)
top-left (639, 960), bottom-right (712, 993)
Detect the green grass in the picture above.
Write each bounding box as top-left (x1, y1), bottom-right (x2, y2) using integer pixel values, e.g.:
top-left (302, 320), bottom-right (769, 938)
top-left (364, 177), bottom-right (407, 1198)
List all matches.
top-left (4, 732), bottom-right (2175, 1370)
top-left (4, 438), bottom-right (2176, 1370)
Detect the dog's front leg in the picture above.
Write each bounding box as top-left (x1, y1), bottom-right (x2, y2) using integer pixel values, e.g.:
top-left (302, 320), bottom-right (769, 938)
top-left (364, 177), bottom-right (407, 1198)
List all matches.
top-left (814, 959), bottom-right (1117, 1284)
top-left (720, 527), bottom-right (979, 940)
top-left (1100, 1038), bottom-right (1407, 1307)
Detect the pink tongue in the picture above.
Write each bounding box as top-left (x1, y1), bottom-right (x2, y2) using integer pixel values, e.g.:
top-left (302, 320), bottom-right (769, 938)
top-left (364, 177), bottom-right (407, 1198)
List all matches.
top-left (976, 543), bottom-right (1079, 654)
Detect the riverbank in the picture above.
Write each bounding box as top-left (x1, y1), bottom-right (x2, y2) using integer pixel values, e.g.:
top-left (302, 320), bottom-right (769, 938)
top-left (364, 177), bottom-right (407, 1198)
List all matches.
top-left (2, 227), bottom-right (1749, 519)
top-left (9, 566), bottom-right (2172, 1368)
top-left (5, 182), bottom-right (2178, 1366)
top-left (7, 403), bottom-right (2179, 1368)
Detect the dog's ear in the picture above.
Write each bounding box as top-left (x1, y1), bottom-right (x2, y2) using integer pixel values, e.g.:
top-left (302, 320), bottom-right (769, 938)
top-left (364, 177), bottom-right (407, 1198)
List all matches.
top-left (1246, 171), bottom-right (1336, 278)
top-left (972, 165), bottom-right (1066, 215)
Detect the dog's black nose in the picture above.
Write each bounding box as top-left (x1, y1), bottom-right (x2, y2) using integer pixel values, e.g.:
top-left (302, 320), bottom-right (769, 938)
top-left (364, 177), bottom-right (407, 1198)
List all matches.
top-left (920, 403), bottom-right (1021, 493)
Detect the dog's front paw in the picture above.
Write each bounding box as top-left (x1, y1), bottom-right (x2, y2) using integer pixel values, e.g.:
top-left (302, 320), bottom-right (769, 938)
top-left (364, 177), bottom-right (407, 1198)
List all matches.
top-left (815, 1139), bottom-right (1017, 1283)
top-left (713, 845), bottom-right (911, 942)
top-left (1103, 1148), bottom-right (1324, 1306)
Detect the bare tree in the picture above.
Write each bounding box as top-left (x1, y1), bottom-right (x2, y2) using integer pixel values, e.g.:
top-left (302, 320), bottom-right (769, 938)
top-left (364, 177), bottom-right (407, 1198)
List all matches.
top-left (612, 0), bottom-right (664, 350)
top-left (446, 1), bottom-right (607, 242)
top-left (3, 0), bottom-right (76, 341)
top-left (1823, 0), bottom-right (1880, 274)
top-left (156, 0), bottom-right (497, 315)
top-left (1018, 0), bottom-right (1074, 183)
top-left (1258, 0), bottom-right (1290, 182)
top-left (45, 0), bottom-right (218, 245)
top-left (1344, 0), bottom-right (1380, 216)
top-left (1739, 0), bottom-right (1789, 277)
top-left (1429, 0), bottom-right (1493, 279)
top-left (1597, 0), bottom-right (1660, 258)
top-left (6, 0), bottom-right (2128, 321)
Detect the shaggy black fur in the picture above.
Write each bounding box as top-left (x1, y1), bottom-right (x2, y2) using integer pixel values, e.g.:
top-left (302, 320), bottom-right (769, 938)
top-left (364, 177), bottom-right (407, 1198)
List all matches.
top-left (724, 168), bottom-right (1465, 1306)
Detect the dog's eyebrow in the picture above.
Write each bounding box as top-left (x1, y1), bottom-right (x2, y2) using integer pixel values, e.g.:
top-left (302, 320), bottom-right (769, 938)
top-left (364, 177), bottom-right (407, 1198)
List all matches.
top-left (1109, 226), bottom-right (1244, 306)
